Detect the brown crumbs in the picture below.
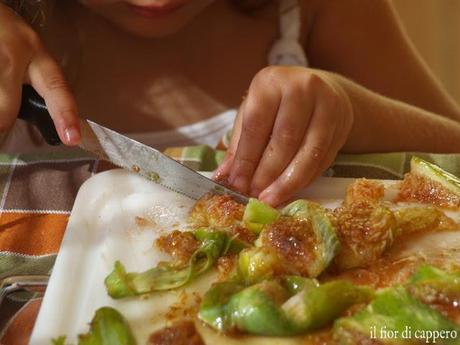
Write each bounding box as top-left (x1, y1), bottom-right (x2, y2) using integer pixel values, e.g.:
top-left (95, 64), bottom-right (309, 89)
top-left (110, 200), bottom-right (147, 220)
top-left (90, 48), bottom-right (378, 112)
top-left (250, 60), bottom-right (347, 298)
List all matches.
top-left (230, 225), bottom-right (257, 244)
top-left (259, 217), bottom-right (317, 277)
top-left (148, 320), bottom-right (205, 345)
top-left (217, 254), bottom-right (237, 281)
top-left (156, 230), bottom-right (199, 265)
top-left (164, 290), bottom-right (195, 321)
top-left (398, 173), bottom-right (460, 209)
top-left (345, 178), bottom-right (385, 205)
top-left (135, 216), bottom-right (150, 227)
top-left (188, 194), bottom-right (244, 228)
top-left (333, 200), bottom-right (395, 270)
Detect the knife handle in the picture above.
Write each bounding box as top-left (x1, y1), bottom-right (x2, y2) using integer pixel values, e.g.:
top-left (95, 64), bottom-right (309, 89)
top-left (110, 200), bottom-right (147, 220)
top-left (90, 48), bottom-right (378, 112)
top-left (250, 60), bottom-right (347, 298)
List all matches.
top-left (18, 85), bottom-right (62, 146)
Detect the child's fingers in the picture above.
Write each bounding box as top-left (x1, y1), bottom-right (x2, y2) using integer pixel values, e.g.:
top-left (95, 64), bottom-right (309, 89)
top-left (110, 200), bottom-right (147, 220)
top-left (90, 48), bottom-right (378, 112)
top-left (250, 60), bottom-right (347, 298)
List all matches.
top-left (249, 87), bottom-right (313, 197)
top-left (27, 48), bottom-right (80, 145)
top-left (212, 101), bottom-right (244, 180)
top-left (227, 78), bottom-right (281, 194)
top-left (259, 99), bottom-right (337, 206)
top-left (0, 4), bottom-right (81, 144)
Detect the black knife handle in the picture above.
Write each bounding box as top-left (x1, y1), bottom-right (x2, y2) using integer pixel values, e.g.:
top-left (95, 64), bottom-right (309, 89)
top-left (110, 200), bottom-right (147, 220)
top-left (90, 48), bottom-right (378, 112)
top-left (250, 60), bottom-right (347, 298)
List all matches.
top-left (18, 85), bottom-right (62, 146)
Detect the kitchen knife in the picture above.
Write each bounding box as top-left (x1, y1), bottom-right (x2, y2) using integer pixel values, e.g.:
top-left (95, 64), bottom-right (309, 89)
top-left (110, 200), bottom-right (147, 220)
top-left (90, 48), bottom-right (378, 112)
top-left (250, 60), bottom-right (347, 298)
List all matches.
top-left (19, 85), bottom-right (248, 203)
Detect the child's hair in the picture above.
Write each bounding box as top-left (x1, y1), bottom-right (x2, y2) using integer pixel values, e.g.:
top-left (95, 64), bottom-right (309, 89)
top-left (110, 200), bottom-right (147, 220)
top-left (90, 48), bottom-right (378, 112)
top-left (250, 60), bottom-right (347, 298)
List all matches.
top-left (1, 0), bottom-right (273, 25)
top-left (0, 0), bottom-right (48, 25)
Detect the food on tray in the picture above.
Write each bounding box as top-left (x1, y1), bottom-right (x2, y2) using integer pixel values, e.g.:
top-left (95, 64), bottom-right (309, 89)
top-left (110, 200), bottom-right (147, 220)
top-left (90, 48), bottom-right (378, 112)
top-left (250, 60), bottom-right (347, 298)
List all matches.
top-left (243, 198), bottom-right (281, 233)
top-left (52, 307), bottom-right (135, 345)
top-left (155, 230), bottom-right (200, 265)
top-left (148, 320), bottom-right (205, 345)
top-left (333, 174), bottom-right (458, 270)
top-left (332, 179), bottom-right (396, 270)
top-left (334, 285), bottom-right (460, 344)
top-left (406, 265), bottom-right (460, 318)
top-left (335, 264), bottom-right (460, 344)
top-left (105, 229), bottom-right (244, 298)
top-left (199, 277), bottom-right (372, 336)
top-left (398, 156), bottom-right (460, 209)
top-left (189, 194), bottom-right (258, 243)
top-left (188, 194), bottom-right (245, 228)
top-left (394, 206), bottom-right (457, 235)
top-left (259, 200), bottom-right (339, 277)
top-left (58, 157), bottom-right (460, 344)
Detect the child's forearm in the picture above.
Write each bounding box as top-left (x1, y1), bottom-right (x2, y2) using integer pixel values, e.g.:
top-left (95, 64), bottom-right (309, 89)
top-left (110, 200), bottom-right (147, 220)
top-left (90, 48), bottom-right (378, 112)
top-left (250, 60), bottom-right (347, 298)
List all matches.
top-left (333, 73), bottom-right (460, 153)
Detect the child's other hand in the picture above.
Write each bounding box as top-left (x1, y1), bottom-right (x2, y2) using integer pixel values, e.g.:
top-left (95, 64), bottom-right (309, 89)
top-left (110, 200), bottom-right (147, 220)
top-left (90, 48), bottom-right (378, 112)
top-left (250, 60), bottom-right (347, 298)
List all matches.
top-left (0, 4), bottom-right (80, 145)
top-left (214, 66), bottom-right (353, 206)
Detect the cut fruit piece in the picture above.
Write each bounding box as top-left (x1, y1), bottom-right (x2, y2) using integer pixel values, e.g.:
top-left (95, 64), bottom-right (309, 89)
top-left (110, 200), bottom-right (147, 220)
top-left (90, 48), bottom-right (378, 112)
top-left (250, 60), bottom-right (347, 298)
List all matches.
top-left (334, 286), bottom-right (460, 345)
top-left (243, 198), bottom-right (280, 234)
top-left (282, 200), bottom-right (340, 278)
top-left (199, 278), bottom-right (372, 336)
top-left (411, 157), bottom-right (460, 196)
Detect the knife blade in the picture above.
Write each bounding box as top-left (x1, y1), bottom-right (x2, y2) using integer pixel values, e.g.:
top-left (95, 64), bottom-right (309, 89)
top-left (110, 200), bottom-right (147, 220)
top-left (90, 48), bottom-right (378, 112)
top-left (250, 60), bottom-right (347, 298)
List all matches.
top-left (19, 85), bottom-right (248, 203)
top-left (79, 119), bottom-right (248, 202)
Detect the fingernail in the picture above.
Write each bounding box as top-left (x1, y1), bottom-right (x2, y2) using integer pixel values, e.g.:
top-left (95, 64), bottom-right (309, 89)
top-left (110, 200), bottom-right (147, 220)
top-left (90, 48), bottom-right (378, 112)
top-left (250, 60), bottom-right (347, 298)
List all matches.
top-left (260, 194), bottom-right (277, 207)
top-left (259, 188), bottom-right (277, 206)
top-left (64, 126), bottom-right (80, 145)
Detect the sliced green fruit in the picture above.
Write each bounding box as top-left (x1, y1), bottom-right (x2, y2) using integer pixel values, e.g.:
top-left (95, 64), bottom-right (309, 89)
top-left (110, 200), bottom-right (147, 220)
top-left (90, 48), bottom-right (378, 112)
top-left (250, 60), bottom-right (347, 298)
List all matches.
top-left (243, 198), bottom-right (280, 234)
top-left (408, 265), bottom-right (460, 304)
top-left (282, 200), bottom-right (340, 277)
top-left (199, 277), bottom-right (372, 336)
top-left (237, 247), bottom-right (286, 284)
top-left (105, 229), bottom-right (234, 298)
top-left (411, 156), bottom-right (460, 196)
top-left (52, 307), bottom-right (136, 345)
top-left (334, 286), bottom-right (460, 345)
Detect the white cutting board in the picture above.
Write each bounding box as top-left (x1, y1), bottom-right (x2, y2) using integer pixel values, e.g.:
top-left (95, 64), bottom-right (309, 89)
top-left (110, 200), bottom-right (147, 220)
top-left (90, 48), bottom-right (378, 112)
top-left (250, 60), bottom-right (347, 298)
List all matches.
top-left (29, 169), bottom-right (380, 344)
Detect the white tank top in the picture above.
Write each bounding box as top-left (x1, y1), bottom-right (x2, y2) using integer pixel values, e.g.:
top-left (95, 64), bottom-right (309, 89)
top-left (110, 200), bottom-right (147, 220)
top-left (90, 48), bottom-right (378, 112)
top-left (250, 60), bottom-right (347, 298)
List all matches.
top-left (1, 0), bottom-right (308, 153)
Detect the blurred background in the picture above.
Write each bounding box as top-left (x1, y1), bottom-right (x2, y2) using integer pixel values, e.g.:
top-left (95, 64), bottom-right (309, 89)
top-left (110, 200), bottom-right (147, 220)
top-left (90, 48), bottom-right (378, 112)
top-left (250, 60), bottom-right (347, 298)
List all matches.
top-left (392, 0), bottom-right (460, 103)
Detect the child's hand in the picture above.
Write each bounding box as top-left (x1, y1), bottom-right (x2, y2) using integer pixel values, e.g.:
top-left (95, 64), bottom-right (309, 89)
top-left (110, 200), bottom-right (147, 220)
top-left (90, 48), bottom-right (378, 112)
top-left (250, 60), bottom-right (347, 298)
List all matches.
top-left (0, 4), bottom-right (80, 144)
top-left (214, 66), bottom-right (354, 206)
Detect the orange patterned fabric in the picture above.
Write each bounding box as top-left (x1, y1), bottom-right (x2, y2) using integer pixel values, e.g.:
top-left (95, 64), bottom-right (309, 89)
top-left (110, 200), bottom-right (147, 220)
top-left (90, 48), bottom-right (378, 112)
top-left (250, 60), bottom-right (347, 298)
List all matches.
top-left (0, 213), bottom-right (68, 256)
top-left (0, 152), bottom-right (101, 344)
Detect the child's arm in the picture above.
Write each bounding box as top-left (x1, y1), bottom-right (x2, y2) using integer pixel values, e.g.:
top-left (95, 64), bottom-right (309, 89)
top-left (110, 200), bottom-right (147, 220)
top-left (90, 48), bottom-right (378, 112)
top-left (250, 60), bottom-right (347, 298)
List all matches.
top-left (215, 67), bottom-right (460, 206)
top-left (336, 71), bottom-right (460, 154)
top-left (215, 0), bottom-right (460, 206)
top-left (306, 0), bottom-right (460, 121)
